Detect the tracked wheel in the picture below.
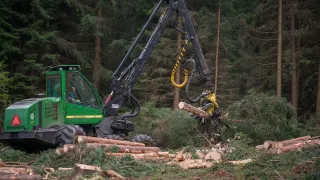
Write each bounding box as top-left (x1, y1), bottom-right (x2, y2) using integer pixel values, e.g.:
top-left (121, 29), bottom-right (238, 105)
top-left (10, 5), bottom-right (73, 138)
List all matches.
top-left (55, 125), bottom-right (85, 146)
top-left (131, 134), bottom-right (157, 146)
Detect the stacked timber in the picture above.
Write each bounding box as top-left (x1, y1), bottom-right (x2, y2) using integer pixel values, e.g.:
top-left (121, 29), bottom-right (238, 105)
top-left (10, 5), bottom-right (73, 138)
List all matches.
top-left (255, 136), bottom-right (320, 154)
top-left (56, 135), bottom-right (175, 162)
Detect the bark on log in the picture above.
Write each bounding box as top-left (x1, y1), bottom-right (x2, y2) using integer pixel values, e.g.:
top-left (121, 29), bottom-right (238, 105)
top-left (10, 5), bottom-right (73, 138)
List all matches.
top-left (178, 159), bottom-right (213, 170)
top-left (103, 170), bottom-right (125, 179)
top-left (75, 136), bottom-right (145, 147)
top-left (86, 143), bottom-right (160, 153)
top-left (178, 102), bottom-right (209, 117)
top-left (0, 174), bottom-right (42, 180)
top-left (0, 167), bottom-right (33, 174)
top-left (56, 143), bottom-right (161, 155)
top-left (255, 145), bottom-right (265, 150)
top-left (106, 152), bottom-right (159, 158)
top-left (277, 139), bottom-right (320, 154)
top-left (63, 144), bottom-right (75, 153)
top-left (55, 148), bottom-right (63, 155)
top-left (229, 159), bottom-right (253, 165)
top-left (58, 168), bottom-right (73, 171)
top-left (69, 164), bottom-right (101, 180)
top-left (261, 136), bottom-right (312, 150)
top-left (280, 136), bottom-right (311, 145)
top-left (0, 161), bottom-right (5, 167)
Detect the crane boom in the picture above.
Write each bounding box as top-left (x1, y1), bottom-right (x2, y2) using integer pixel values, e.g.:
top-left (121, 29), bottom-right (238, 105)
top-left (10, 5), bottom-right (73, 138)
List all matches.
top-left (103, 0), bottom-right (214, 120)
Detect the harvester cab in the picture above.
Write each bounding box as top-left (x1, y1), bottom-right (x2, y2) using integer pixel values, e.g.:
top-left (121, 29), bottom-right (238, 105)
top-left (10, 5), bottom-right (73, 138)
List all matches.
top-left (0, 65), bottom-right (106, 148)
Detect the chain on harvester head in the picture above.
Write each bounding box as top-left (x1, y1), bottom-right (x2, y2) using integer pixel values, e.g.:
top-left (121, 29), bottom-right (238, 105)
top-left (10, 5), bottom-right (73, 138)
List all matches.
top-left (171, 39), bottom-right (191, 88)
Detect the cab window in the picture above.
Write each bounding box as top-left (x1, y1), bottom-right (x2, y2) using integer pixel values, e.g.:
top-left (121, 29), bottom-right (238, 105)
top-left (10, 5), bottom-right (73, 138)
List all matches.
top-left (47, 75), bottom-right (61, 97)
top-left (66, 72), bottom-right (99, 108)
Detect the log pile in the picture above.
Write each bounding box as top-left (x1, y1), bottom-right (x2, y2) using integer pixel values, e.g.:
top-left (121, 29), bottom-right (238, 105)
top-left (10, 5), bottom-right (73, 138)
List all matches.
top-left (56, 135), bottom-right (174, 162)
top-left (0, 160), bottom-right (42, 180)
top-left (0, 160), bottom-right (125, 179)
top-left (255, 136), bottom-right (320, 154)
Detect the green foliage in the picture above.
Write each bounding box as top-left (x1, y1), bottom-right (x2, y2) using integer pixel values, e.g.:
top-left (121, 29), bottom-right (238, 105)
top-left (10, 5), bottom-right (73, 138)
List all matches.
top-left (227, 93), bottom-right (302, 144)
top-left (131, 102), bottom-right (206, 149)
top-left (224, 133), bottom-right (256, 161)
top-left (0, 61), bottom-right (11, 130)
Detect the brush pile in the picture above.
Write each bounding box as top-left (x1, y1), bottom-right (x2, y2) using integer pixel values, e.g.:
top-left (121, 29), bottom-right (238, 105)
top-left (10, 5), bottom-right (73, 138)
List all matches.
top-left (256, 135), bottom-right (320, 154)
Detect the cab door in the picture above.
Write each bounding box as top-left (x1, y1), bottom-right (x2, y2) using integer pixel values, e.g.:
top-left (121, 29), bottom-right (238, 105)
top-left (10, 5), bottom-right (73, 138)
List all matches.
top-left (64, 72), bottom-right (103, 124)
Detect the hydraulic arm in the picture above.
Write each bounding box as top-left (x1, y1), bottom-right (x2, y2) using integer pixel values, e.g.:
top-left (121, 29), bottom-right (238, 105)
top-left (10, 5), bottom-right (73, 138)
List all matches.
top-left (103, 0), bottom-right (214, 120)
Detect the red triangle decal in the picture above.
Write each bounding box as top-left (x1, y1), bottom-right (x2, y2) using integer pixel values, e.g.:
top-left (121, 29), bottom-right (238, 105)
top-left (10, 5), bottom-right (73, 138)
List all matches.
top-left (11, 115), bottom-right (21, 126)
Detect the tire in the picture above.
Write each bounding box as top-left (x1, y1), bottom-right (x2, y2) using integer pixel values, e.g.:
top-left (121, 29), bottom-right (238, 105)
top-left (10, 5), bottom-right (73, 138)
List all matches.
top-left (55, 125), bottom-right (86, 146)
top-left (104, 134), bottom-right (124, 140)
top-left (131, 134), bottom-right (157, 146)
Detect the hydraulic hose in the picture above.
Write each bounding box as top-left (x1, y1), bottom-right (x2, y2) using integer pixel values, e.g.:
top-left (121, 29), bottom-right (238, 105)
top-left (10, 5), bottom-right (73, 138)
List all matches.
top-left (171, 39), bottom-right (190, 88)
top-left (185, 59), bottom-right (204, 103)
top-left (119, 94), bottom-right (140, 119)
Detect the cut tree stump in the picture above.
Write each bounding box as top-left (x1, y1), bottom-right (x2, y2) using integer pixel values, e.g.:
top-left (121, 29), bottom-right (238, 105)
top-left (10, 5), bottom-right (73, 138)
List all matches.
top-left (75, 136), bottom-right (145, 147)
top-left (178, 102), bottom-right (209, 117)
top-left (205, 151), bottom-right (221, 161)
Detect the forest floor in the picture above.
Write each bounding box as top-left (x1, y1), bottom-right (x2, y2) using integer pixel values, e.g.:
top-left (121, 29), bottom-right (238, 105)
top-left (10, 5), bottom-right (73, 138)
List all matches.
top-left (0, 136), bottom-right (319, 180)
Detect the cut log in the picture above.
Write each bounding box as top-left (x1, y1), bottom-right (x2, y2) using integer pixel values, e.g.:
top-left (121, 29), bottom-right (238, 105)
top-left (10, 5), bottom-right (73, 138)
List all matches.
top-left (229, 159), bottom-right (253, 165)
top-left (103, 170), bottom-right (125, 179)
top-left (281, 136), bottom-right (311, 144)
top-left (277, 139), bottom-right (320, 154)
top-left (184, 153), bottom-right (193, 160)
top-left (69, 164), bottom-right (101, 179)
top-left (205, 151), bottom-right (221, 161)
top-left (176, 153), bottom-right (185, 162)
top-left (134, 157), bottom-right (171, 162)
top-left (86, 143), bottom-right (160, 153)
top-left (255, 145), bottom-right (265, 150)
top-left (0, 167), bottom-right (33, 174)
top-left (196, 151), bottom-right (205, 159)
top-left (75, 136), bottom-right (145, 147)
top-left (106, 152), bottom-right (159, 158)
top-left (55, 148), bottom-right (64, 155)
top-left (0, 174), bottom-right (42, 180)
top-left (169, 154), bottom-right (176, 158)
top-left (178, 159), bottom-right (213, 170)
top-left (0, 161), bottom-right (5, 167)
top-left (178, 102), bottom-right (209, 117)
top-left (261, 136), bottom-right (312, 150)
top-left (158, 152), bottom-right (170, 158)
top-left (58, 168), bottom-right (73, 171)
top-left (263, 141), bottom-right (274, 150)
top-left (58, 143), bottom-right (161, 155)
top-left (63, 144), bottom-right (75, 153)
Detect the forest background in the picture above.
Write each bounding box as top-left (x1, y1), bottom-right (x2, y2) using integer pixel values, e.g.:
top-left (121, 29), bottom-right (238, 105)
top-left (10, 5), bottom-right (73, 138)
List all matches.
top-left (0, 0), bottom-right (320, 129)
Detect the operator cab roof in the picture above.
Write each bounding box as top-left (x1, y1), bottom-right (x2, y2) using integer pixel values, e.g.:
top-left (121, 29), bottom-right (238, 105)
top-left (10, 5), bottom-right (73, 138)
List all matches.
top-left (48, 65), bottom-right (81, 71)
